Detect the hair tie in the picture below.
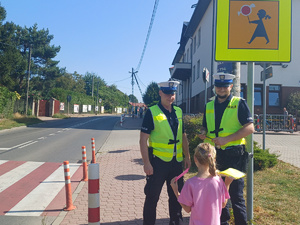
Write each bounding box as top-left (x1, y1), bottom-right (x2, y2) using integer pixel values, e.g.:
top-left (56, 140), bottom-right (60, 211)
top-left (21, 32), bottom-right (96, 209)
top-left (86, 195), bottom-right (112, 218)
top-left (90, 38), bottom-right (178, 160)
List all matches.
top-left (208, 154), bottom-right (212, 157)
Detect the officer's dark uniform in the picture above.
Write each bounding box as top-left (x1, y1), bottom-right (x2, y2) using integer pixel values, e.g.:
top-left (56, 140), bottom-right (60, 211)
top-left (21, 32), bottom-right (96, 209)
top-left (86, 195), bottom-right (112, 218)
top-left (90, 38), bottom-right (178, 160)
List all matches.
top-left (202, 94), bottom-right (253, 225)
top-left (141, 101), bottom-right (185, 225)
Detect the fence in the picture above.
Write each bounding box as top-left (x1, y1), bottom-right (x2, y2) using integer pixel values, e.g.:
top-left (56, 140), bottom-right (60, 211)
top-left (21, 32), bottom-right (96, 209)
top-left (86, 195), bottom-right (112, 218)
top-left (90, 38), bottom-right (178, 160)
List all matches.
top-left (254, 114), bottom-right (296, 133)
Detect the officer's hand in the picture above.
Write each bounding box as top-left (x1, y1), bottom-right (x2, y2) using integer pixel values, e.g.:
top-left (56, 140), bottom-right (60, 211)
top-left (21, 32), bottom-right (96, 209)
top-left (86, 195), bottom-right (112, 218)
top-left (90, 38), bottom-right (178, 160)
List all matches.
top-left (198, 134), bottom-right (206, 140)
top-left (184, 157), bottom-right (191, 169)
top-left (144, 162), bottom-right (153, 176)
top-left (212, 137), bottom-right (229, 147)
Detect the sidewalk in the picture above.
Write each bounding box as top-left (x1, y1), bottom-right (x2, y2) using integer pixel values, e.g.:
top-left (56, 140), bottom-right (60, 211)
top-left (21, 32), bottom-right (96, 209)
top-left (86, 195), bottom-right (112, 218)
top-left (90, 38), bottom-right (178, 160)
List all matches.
top-left (56, 116), bottom-right (300, 225)
top-left (57, 116), bottom-right (190, 225)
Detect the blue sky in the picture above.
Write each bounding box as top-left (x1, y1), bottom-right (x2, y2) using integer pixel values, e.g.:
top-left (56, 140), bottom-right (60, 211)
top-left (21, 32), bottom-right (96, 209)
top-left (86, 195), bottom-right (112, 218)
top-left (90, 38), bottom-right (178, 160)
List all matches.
top-left (1, 0), bottom-right (196, 102)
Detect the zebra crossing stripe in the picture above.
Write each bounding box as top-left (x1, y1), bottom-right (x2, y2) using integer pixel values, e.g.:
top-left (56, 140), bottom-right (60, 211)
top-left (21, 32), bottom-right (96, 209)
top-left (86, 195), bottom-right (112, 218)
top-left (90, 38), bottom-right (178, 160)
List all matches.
top-left (0, 160), bottom-right (26, 176)
top-left (0, 162), bottom-right (62, 215)
top-left (0, 161), bottom-right (44, 192)
top-left (6, 163), bottom-right (81, 216)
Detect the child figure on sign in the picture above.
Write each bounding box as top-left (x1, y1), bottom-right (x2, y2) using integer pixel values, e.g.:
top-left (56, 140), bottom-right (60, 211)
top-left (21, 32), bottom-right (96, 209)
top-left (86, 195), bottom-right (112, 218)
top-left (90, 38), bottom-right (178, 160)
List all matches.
top-left (171, 143), bottom-right (234, 225)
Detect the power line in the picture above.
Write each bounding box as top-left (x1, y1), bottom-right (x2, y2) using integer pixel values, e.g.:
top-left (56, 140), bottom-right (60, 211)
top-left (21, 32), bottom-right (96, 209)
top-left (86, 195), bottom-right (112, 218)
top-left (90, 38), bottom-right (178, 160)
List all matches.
top-left (129, 0), bottom-right (160, 102)
top-left (135, 0), bottom-right (160, 72)
top-left (107, 76), bottom-right (131, 84)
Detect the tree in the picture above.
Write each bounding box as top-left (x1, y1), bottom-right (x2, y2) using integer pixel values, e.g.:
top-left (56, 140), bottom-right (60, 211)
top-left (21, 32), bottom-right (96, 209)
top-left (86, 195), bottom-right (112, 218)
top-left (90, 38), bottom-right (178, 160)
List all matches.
top-left (128, 94), bottom-right (138, 103)
top-left (0, 16), bottom-right (26, 92)
top-left (143, 82), bottom-right (160, 106)
top-left (0, 3), bottom-right (6, 24)
top-left (287, 91), bottom-right (300, 116)
top-left (17, 24), bottom-right (61, 96)
top-left (83, 72), bottom-right (106, 96)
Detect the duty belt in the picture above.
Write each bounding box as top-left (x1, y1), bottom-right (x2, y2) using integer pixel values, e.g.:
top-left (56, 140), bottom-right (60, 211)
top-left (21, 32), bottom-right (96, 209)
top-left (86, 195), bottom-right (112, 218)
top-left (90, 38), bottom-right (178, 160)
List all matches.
top-left (168, 139), bottom-right (179, 145)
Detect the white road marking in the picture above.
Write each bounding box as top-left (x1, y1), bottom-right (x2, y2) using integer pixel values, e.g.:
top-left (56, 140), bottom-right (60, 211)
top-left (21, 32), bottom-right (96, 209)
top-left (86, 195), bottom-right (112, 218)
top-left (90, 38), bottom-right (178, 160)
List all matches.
top-left (0, 161), bottom-right (44, 192)
top-left (0, 160), bottom-right (8, 165)
top-left (18, 141), bottom-right (38, 149)
top-left (10, 140), bottom-right (35, 149)
top-left (5, 163), bottom-right (81, 216)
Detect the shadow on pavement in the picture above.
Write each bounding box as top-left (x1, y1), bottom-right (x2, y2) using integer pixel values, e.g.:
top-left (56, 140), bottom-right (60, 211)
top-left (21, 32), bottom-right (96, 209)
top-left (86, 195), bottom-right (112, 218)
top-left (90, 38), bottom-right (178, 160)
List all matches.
top-left (100, 218), bottom-right (190, 225)
top-left (132, 158), bottom-right (143, 165)
top-left (108, 150), bottom-right (130, 154)
top-left (115, 174), bottom-right (145, 181)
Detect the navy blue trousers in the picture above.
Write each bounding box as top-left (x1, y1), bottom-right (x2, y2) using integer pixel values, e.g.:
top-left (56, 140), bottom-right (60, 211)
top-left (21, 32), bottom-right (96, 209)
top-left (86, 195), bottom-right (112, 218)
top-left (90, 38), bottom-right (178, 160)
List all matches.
top-left (221, 178), bottom-right (247, 225)
top-left (217, 148), bottom-right (248, 225)
top-left (143, 156), bottom-right (184, 225)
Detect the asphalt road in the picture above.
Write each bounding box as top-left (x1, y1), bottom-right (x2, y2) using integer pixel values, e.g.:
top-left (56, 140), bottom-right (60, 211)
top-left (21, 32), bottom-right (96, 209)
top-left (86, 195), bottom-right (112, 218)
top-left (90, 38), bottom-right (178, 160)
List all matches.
top-left (0, 115), bottom-right (119, 163)
top-left (0, 115), bottom-right (119, 225)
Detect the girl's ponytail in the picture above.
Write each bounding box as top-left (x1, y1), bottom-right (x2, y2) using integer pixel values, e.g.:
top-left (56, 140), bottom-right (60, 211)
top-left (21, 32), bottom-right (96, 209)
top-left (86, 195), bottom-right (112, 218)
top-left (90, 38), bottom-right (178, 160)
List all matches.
top-left (194, 143), bottom-right (217, 176)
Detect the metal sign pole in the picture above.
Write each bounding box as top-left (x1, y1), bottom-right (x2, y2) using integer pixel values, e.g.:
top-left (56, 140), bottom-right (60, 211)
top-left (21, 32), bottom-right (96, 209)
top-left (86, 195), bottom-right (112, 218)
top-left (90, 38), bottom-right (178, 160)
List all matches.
top-left (263, 63), bottom-right (267, 150)
top-left (246, 62), bottom-right (254, 224)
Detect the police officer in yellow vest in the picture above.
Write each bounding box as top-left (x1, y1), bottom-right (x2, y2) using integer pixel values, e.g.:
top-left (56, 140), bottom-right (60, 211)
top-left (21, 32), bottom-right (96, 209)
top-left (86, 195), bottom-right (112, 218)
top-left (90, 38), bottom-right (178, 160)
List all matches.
top-left (140, 80), bottom-right (191, 225)
top-left (198, 73), bottom-right (254, 225)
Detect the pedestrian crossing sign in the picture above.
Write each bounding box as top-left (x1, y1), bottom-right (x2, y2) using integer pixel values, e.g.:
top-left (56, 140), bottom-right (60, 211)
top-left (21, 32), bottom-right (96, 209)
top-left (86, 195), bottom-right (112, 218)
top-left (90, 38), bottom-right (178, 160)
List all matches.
top-left (215, 0), bottom-right (291, 62)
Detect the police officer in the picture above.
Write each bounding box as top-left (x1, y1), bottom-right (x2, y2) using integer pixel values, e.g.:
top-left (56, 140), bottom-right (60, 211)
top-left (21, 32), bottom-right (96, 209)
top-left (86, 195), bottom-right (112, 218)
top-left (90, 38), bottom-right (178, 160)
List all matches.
top-left (198, 73), bottom-right (254, 225)
top-left (140, 80), bottom-right (191, 225)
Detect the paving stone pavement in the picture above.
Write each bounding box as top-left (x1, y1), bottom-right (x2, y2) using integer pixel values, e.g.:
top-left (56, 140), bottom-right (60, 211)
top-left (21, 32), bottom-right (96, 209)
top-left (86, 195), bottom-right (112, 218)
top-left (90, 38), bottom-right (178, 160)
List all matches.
top-left (56, 117), bottom-right (299, 225)
top-left (253, 131), bottom-right (300, 168)
top-left (56, 117), bottom-right (189, 225)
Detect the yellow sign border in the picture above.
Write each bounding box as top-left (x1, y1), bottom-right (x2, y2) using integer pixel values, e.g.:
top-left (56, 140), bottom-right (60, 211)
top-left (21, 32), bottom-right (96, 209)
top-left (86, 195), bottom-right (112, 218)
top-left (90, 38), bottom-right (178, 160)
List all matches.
top-left (215, 0), bottom-right (292, 62)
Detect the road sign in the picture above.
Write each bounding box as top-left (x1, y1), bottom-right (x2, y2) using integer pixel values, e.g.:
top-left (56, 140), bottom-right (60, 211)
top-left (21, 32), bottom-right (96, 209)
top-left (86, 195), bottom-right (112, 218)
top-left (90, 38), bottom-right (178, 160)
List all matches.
top-left (215, 0), bottom-right (291, 62)
top-left (202, 67), bottom-right (210, 83)
top-left (67, 95), bottom-right (72, 102)
top-left (217, 62), bottom-right (233, 74)
top-left (261, 66), bottom-right (273, 81)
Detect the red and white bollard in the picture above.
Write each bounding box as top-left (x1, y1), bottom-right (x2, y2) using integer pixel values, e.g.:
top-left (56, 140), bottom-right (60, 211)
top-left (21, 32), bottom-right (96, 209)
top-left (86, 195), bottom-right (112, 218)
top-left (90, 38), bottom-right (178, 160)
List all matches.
top-left (120, 114), bottom-right (125, 126)
top-left (82, 146), bottom-right (88, 181)
top-left (91, 138), bottom-right (96, 164)
top-left (88, 163), bottom-right (100, 225)
top-left (63, 161), bottom-right (76, 211)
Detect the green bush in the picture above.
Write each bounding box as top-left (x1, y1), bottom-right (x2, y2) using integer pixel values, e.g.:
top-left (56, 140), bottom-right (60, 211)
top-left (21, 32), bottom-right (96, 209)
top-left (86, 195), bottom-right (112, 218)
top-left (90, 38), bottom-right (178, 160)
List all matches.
top-left (183, 114), bottom-right (203, 171)
top-left (0, 86), bottom-right (17, 118)
top-left (183, 115), bottom-right (278, 172)
top-left (253, 141), bottom-right (278, 171)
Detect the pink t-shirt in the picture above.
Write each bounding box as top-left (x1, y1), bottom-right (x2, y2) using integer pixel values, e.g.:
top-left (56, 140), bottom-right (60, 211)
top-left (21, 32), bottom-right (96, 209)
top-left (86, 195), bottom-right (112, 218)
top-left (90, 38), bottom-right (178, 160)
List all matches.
top-left (178, 176), bottom-right (230, 225)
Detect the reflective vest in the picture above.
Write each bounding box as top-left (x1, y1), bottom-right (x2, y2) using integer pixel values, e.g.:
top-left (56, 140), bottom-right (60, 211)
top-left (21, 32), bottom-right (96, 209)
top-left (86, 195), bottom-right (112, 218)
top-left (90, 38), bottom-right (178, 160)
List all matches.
top-left (205, 96), bottom-right (246, 149)
top-left (149, 105), bottom-right (183, 162)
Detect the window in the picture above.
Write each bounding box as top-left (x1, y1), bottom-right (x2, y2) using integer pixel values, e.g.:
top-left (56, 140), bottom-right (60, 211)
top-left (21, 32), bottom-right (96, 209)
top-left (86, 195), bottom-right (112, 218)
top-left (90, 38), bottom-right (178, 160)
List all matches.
top-left (240, 84), bottom-right (246, 98)
top-left (197, 28), bottom-right (201, 47)
top-left (254, 85), bottom-right (262, 106)
top-left (193, 36), bottom-right (196, 53)
top-left (197, 60), bottom-right (200, 79)
top-left (269, 85), bottom-right (280, 106)
top-left (190, 43), bottom-right (192, 61)
top-left (192, 65), bottom-right (196, 82)
top-left (187, 49), bottom-right (189, 62)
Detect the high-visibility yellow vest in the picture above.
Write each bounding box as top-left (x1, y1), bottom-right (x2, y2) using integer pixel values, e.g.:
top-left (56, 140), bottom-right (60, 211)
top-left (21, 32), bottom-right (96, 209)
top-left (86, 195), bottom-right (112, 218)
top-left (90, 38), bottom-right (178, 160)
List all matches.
top-left (205, 96), bottom-right (246, 149)
top-left (149, 105), bottom-right (183, 162)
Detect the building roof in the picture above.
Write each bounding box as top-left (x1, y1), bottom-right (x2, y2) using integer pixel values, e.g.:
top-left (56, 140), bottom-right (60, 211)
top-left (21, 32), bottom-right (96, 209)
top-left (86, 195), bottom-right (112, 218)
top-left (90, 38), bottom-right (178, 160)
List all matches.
top-left (172, 0), bottom-right (212, 65)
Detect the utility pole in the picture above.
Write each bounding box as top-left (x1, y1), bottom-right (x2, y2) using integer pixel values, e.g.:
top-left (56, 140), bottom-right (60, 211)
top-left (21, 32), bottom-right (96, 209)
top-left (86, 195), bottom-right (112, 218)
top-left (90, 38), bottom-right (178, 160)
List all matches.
top-left (131, 68), bottom-right (135, 102)
top-left (25, 45), bottom-right (32, 116)
top-left (232, 62), bottom-right (241, 97)
top-left (92, 75), bottom-right (94, 97)
top-left (96, 81), bottom-right (99, 115)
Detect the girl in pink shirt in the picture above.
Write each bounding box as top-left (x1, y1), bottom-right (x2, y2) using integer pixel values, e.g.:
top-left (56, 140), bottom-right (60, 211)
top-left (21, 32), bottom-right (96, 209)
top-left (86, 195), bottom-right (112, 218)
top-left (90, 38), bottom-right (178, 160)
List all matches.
top-left (171, 143), bottom-right (233, 225)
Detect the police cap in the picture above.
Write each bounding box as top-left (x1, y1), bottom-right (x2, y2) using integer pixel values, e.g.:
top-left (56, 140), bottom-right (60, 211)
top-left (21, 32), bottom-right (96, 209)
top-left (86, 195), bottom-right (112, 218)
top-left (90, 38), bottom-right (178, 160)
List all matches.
top-left (158, 80), bottom-right (180, 94)
top-left (213, 73), bottom-right (235, 87)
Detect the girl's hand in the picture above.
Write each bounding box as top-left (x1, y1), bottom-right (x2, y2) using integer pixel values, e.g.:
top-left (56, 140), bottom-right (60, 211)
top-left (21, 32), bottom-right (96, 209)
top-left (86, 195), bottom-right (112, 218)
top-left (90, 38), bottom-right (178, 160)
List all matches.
top-left (224, 176), bottom-right (234, 191)
top-left (170, 177), bottom-right (178, 193)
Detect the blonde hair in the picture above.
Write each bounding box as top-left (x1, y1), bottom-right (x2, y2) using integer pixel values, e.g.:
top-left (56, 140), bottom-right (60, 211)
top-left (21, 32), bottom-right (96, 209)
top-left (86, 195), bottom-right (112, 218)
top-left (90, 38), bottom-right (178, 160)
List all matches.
top-left (194, 143), bottom-right (217, 176)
